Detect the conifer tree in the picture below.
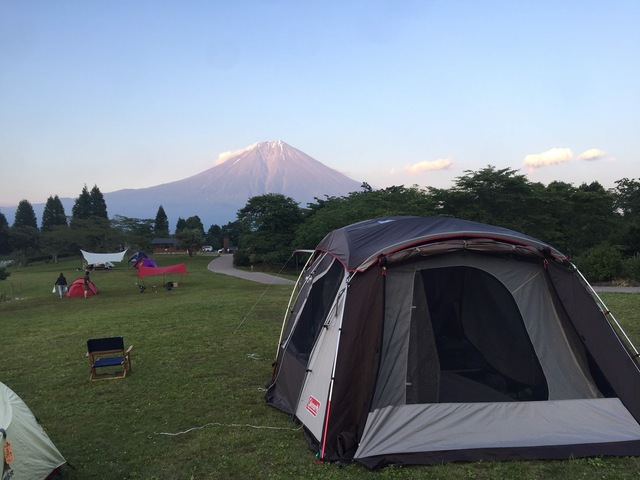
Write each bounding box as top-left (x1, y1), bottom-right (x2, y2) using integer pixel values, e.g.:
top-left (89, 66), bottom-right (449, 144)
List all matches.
top-left (11, 199), bottom-right (39, 262)
top-left (41, 195), bottom-right (68, 231)
top-left (175, 218), bottom-right (187, 234)
top-left (89, 185), bottom-right (108, 218)
top-left (0, 212), bottom-right (11, 254)
top-left (154, 205), bottom-right (170, 236)
top-left (13, 199), bottom-right (38, 228)
top-left (72, 185), bottom-right (92, 223)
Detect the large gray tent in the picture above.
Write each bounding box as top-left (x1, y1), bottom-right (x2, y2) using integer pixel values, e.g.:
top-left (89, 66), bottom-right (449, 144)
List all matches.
top-left (265, 216), bottom-right (640, 469)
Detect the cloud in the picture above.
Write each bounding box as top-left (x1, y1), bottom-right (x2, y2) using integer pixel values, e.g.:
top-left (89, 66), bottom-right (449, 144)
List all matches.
top-left (403, 157), bottom-right (453, 175)
top-left (214, 144), bottom-right (255, 165)
top-left (577, 148), bottom-right (606, 161)
top-left (522, 148), bottom-right (573, 171)
top-left (214, 150), bottom-right (237, 165)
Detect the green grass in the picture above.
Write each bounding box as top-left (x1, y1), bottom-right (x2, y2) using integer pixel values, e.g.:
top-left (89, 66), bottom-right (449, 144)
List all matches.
top-left (2, 256), bottom-right (640, 479)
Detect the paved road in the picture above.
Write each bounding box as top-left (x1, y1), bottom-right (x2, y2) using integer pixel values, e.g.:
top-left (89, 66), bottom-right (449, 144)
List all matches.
top-left (208, 254), bottom-right (640, 292)
top-left (207, 254), bottom-right (295, 285)
top-left (592, 286), bottom-right (640, 293)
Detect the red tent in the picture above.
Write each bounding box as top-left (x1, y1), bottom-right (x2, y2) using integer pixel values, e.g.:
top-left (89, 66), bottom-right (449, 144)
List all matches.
top-left (137, 263), bottom-right (188, 278)
top-left (65, 278), bottom-right (99, 297)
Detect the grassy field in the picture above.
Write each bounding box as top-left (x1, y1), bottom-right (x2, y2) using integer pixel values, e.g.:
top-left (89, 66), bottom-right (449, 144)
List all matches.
top-left (1, 255), bottom-right (640, 480)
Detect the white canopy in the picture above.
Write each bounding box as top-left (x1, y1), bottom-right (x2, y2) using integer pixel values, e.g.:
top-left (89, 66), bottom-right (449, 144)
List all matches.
top-left (81, 249), bottom-right (128, 265)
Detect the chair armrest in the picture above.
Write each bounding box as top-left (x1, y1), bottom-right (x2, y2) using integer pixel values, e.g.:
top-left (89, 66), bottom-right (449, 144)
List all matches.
top-left (126, 345), bottom-right (133, 354)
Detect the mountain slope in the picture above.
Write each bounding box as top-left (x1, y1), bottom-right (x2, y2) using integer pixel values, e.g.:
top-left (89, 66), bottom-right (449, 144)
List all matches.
top-left (102, 140), bottom-right (362, 227)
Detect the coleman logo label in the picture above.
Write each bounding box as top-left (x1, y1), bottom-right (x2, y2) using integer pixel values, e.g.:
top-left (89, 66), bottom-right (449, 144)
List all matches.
top-left (306, 395), bottom-right (321, 417)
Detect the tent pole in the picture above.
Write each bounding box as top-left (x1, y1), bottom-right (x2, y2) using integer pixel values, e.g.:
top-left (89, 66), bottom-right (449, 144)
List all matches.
top-left (575, 266), bottom-right (640, 359)
top-left (318, 278), bottom-right (350, 461)
top-left (273, 252), bottom-right (316, 362)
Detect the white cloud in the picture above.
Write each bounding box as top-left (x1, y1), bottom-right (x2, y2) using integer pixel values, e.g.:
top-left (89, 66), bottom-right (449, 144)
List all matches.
top-left (214, 144), bottom-right (256, 165)
top-left (522, 148), bottom-right (573, 171)
top-left (214, 150), bottom-right (237, 165)
top-left (403, 157), bottom-right (453, 175)
top-left (577, 148), bottom-right (606, 161)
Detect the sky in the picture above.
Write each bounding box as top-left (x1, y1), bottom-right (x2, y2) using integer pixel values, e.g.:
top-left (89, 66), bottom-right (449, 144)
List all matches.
top-left (1, 1), bottom-right (639, 207)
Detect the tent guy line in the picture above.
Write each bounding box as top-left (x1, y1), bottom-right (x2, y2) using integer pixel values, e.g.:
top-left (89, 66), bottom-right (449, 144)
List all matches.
top-left (153, 421), bottom-right (302, 437)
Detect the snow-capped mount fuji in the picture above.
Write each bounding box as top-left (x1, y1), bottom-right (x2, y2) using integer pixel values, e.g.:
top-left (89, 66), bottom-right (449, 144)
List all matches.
top-left (184, 140), bottom-right (360, 203)
top-left (102, 140), bottom-right (362, 227)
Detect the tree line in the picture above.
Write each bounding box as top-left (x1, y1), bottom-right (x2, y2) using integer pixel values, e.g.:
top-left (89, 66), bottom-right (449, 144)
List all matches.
top-left (1, 167), bottom-right (639, 283)
top-left (229, 167), bottom-right (640, 284)
top-left (0, 184), bottom-right (216, 268)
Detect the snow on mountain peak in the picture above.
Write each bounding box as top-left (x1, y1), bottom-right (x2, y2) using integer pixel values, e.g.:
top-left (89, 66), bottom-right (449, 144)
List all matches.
top-left (215, 140), bottom-right (286, 166)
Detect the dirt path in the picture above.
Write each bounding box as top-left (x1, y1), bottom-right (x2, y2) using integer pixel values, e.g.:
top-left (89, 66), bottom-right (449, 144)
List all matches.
top-left (207, 254), bottom-right (295, 285)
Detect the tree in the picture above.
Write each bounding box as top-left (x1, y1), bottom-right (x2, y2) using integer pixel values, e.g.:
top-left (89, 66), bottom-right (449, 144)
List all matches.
top-left (41, 195), bottom-right (68, 231)
top-left (573, 242), bottom-right (623, 283)
top-left (221, 220), bottom-right (243, 250)
top-left (566, 182), bottom-right (620, 256)
top-left (175, 228), bottom-right (204, 256)
top-left (295, 186), bottom-right (434, 248)
top-left (111, 215), bottom-right (154, 251)
top-left (11, 200), bottom-right (40, 263)
top-left (614, 178), bottom-right (640, 257)
top-left (0, 212), bottom-right (11, 255)
top-left (69, 217), bottom-right (117, 252)
top-left (238, 194), bottom-right (303, 233)
top-left (71, 185), bottom-right (92, 224)
top-left (185, 216), bottom-right (205, 236)
top-left (71, 184), bottom-right (107, 226)
top-left (176, 217), bottom-right (213, 253)
top-left (614, 178), bottom-right (640, 219)
top-left (205, 224), bottom-right (223, 250)
top-left (69, 185), bottom-right (115, 250)
top-left (89, 185), bottom-right (108, 219)
top-left (13, 199), bottom-right (38, 229)
top-left (429, 166), bottom-right (540, 234)
top-left (236, 194), bottom-right (304, 265)
top-left (154, 206), bottom-right (170, 237)
top-left (42, 225), bottom-right (76, 263)
top-left (175, 218), bottom-right (187, 234)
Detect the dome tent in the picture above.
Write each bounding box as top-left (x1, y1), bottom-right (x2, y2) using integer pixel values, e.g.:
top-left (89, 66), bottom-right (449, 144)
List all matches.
top-left (265, 216), bottom-right (640, 469)
top-left (1, 382), bottom-right (66, 479)
top-left (128, 251), bottom-right (148, 264)
top-left (65, 277), bottom-right (99, 297)
top-left (134, 257), bottom-right (158, 269)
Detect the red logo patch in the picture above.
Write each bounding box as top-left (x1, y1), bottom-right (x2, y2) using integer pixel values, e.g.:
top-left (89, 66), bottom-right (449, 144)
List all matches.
top-left (306, 395), bottom-right (321, 417)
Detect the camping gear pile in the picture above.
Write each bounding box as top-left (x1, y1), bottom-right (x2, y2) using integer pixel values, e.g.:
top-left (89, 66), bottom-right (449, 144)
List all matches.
top-left (265, 216), bottom-right (640, 469)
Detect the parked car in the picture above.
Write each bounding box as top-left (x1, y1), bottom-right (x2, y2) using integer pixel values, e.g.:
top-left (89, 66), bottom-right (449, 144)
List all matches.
top-left (201, 246), bottom-right (214, 252)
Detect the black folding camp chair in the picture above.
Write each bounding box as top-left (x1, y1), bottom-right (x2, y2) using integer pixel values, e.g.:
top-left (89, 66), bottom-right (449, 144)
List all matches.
top-left (86, 337), bottom-right (133, 381)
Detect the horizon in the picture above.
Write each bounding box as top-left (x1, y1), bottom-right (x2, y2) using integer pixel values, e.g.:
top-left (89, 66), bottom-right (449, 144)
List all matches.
top-left (0, 137), bottom-right (631, 211)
